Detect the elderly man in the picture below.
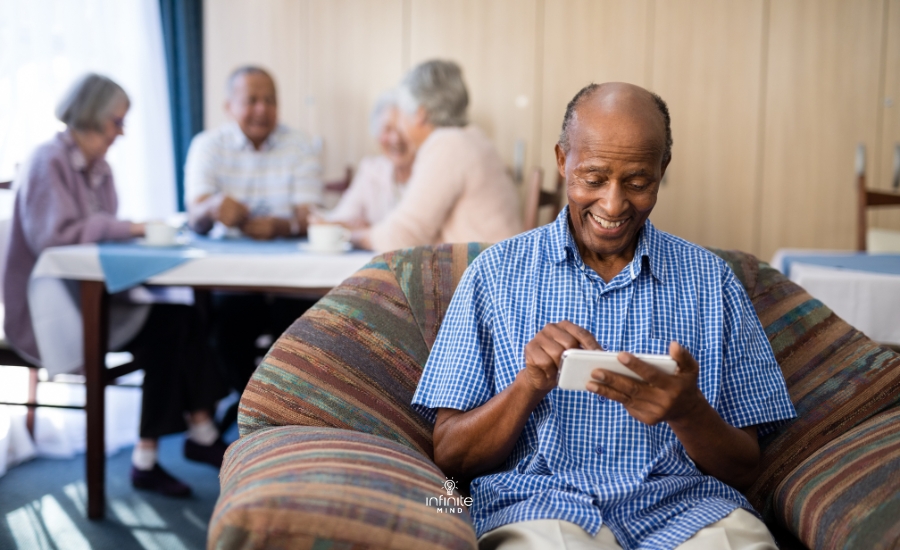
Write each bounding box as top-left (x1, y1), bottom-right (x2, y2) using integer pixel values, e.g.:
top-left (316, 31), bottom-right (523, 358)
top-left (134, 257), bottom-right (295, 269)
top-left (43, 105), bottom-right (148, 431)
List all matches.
top-left (412, 83), bottom-right (796, 550)
top-left (184, 66), bottom-right (322, 394)
top-left (185, 66), bottom-right (321, 239)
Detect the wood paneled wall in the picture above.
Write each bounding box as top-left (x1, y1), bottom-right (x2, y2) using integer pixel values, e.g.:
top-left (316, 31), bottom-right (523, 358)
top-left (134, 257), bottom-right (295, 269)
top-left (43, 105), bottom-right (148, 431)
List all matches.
top-left (204, 0), bottom-right (899, 260)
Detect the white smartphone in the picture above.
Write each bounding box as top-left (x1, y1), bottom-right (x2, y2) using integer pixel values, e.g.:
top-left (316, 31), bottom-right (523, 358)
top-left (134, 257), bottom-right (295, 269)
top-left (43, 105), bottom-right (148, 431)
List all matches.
top-left (557, 349), bottom-right (678, 391)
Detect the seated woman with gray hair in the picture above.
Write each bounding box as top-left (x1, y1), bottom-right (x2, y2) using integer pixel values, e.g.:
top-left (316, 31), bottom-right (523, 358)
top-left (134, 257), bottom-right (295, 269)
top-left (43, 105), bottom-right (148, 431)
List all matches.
top-left (351, 60), bottom-right (522, 251)
top-left (317, 89), bottom-right (415, 227)
top-left (2, 73), bottom-right (227, 497)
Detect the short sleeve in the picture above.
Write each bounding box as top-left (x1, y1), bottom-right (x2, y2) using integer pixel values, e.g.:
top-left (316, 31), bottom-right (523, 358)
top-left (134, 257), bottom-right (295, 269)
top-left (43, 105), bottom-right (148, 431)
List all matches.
top-left (411, 258), bottom-right (497, 423)
top-left (718, 268), bottom-right (797, 436)
top-left (183, 131), bottom-right (219, 205)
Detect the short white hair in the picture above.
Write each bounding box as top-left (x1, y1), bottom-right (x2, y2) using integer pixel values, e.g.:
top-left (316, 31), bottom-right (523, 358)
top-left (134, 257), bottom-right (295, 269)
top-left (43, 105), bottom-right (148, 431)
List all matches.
top-left (55, 73), bottom-right (129, 132)
top-left (396, 60), bottom-right (468, 128)
top-left (369, 89), bottom-right (398, 137)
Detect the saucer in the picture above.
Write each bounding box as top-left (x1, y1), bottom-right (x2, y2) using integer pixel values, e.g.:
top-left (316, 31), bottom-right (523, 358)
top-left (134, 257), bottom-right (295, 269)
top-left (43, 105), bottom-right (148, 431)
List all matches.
top-left (138, 235), bottom-right (190, 247)
top-left (299, 241), bottom-right (352, 254)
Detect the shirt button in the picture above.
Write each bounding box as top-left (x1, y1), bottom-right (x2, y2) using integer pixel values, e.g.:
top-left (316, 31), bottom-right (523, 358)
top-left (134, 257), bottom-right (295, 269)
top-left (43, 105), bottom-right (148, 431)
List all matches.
top-left (595, 445), bottom-right (603, 455)
top-left (596, 394), bottom-right (606, 402)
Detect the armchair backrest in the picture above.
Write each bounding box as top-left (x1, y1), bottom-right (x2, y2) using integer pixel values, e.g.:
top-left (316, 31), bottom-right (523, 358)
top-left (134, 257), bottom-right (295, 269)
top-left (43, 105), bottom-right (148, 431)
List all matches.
top-left (238, 243), bottom-right (490, 458)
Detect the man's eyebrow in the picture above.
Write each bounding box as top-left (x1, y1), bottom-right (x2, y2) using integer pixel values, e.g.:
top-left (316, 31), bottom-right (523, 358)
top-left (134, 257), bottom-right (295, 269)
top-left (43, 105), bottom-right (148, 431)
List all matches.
top-left (576, 165), bottom-right (611, 174)
top-left (624, 169), bottom-right (653, 179)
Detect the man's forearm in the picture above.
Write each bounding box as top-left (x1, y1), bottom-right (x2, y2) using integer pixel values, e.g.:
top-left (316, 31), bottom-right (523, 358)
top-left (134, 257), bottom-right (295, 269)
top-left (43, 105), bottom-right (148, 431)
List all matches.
top-left (669, 404), bottom-right (760, 490)
top-left (434, 373), bottom-right (546, 479)
top-left (187, 196), bottom-right (218, 234)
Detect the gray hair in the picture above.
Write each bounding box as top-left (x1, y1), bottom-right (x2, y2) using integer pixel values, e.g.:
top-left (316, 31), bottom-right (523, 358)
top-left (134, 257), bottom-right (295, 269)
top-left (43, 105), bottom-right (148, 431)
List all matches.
top-left (226, 65), bottom-right (276, 98)
top-left (396, 60), bottom-right (468, 127)
top-left (369, 89), bottom-right (398, 137)
top-left (55, 73), bottom-right (129, 132)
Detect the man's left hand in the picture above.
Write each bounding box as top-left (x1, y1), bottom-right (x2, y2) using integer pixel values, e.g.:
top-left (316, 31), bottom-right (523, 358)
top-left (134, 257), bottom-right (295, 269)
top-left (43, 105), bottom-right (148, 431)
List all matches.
top-left (241, 216), bottom-right (290, 240)
top-left (586, 341), bottom-right (706, 426)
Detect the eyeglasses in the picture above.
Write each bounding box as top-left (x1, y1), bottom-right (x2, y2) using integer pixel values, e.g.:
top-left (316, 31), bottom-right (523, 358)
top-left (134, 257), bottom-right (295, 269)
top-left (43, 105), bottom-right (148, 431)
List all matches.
top-left (111, 117), bottom-right (125, 130)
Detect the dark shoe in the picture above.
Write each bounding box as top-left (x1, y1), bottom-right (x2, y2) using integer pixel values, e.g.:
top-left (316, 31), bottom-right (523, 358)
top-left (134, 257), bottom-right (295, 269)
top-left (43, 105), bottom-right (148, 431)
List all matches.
top-left (131, 465), bottom-right (192, 497)
top-left (184, 438), bottom-right (228, 469)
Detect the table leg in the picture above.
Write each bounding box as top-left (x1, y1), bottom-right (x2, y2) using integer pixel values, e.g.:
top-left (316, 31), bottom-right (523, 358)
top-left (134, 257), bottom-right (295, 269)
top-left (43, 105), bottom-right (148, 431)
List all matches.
top-left (82, 280), bottom-right (108, 520)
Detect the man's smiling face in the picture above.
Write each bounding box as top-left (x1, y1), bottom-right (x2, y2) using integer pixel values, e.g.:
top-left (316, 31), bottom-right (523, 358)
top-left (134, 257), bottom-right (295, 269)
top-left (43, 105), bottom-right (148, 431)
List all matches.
top-left (556, 84), bottom-right (669, 275)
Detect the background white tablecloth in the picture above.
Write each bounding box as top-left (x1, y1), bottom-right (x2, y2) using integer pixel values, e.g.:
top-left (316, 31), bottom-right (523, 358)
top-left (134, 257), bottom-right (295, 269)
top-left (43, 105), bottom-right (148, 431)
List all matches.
top-left (771, 249), bottom-right (900, 346)
top-left (28, 244), bottom-right (376, 377)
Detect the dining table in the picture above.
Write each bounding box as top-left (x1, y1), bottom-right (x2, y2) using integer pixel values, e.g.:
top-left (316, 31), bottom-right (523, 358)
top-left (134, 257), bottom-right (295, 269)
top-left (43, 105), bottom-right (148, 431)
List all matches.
top-left (770, 249), bottom-right (900, 347)
top-left (29, 234), bottom-right (376, 519)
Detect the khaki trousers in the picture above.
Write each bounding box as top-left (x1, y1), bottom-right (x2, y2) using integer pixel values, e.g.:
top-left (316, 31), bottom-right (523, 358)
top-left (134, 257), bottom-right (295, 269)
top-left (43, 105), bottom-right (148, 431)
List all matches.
top-left (479, 508), bottom-right (777, 550)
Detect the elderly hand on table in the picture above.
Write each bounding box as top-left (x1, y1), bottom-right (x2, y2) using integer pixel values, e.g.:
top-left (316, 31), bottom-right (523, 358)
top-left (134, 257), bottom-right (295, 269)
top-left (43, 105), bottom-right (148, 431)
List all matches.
top-left (216, 195), bottom-right (251, 228)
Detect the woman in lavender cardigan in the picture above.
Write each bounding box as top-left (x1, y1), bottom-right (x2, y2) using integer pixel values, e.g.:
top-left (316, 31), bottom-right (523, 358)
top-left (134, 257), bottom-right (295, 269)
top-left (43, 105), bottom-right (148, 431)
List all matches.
top-left (2, 74), bottom-right (226, 497)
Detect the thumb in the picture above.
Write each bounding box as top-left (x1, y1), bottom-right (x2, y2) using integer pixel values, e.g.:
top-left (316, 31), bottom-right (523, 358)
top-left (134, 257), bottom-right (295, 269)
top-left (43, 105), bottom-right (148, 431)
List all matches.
top-left (669, 341), bottom-right (699, 375)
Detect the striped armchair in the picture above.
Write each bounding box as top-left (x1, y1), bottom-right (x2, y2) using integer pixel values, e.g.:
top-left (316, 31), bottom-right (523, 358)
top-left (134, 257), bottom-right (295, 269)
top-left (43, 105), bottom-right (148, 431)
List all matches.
top-left (208, 244), bottom-right (900, 550)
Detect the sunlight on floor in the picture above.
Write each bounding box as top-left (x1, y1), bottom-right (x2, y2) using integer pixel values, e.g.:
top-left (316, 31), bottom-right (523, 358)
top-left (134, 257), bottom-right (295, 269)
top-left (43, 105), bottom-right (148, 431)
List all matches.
top-left (6, 494), bottom-right (91, 550)
top-left (5, 481), bottom-right (192, 550)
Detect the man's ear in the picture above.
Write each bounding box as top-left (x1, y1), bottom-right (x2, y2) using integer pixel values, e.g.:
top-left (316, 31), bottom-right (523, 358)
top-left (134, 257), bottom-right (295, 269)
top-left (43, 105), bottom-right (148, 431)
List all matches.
top-left (555, 144), bottom-right (567, 182)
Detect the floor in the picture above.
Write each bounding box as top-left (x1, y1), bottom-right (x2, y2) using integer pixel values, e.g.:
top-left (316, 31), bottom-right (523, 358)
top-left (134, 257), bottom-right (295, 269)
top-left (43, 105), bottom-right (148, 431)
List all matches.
top-left (0, 431), bottom-right (231, 550)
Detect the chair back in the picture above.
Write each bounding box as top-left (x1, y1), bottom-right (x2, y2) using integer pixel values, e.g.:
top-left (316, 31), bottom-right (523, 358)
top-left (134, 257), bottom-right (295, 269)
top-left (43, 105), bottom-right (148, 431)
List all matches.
top-left (856, 143), bottom-right (900, 250)
top-left (323, 165), bottom-right (353, 195)
top-left (523, 167), bottom-right (565, 230)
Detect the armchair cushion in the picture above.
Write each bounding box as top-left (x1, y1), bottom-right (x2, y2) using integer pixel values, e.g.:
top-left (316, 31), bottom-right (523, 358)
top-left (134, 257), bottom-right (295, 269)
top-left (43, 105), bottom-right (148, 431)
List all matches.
top-left (773, 406), bottom-right (900, 549)
top-left (209, 426), bottom-right (477, 550)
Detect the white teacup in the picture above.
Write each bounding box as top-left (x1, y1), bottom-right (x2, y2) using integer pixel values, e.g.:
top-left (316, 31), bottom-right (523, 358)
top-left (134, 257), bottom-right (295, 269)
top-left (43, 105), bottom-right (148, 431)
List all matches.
top-left (307, 223), bottom-right (350, 252)
top-left (144, 222), bottom-right (179, 246)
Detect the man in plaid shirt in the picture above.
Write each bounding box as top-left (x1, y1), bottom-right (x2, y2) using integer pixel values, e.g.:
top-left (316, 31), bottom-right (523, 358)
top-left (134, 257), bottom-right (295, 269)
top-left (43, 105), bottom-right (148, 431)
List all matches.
top-left (413, 83), bottom-right (795, 550)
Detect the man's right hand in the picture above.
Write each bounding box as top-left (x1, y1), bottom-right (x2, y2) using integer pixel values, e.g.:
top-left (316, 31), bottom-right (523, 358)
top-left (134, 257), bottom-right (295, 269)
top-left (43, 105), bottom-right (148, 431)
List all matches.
top-left (216, 195), bottom-right (250, 227)
top-left (434, 320), bottom-right (601, 478)
top-left (521, 320), bottom-right (602, 394)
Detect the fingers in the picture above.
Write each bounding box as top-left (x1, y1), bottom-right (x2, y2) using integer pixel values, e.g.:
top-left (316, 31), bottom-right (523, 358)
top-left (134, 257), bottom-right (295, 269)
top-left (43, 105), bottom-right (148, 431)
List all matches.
top-left (556, 321), bottom-right (603, 351)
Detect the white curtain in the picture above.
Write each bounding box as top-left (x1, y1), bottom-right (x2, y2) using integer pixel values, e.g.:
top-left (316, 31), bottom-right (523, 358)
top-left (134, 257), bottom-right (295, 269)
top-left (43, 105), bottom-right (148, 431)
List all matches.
top-left (0, 0), bottom-right (177, 221)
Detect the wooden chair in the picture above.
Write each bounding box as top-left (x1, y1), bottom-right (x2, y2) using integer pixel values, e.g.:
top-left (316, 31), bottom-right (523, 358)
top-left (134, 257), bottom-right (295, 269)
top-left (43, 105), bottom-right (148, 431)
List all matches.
top-left (523, 167), bottom-right (565, 231)
top-left (856, 144), bottom-right (900, 251)
top-left (323, 166), bottom-right (354, 195)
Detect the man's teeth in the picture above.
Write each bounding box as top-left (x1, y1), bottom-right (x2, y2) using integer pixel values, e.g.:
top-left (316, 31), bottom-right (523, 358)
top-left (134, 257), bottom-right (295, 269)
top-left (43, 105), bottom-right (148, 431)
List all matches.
top-left (591, 213), bottom-right (625, 229)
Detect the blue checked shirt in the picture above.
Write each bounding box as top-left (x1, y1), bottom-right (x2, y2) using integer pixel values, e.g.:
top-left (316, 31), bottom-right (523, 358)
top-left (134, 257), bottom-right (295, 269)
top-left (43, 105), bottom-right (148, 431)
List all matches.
top-left (412, 208), bottom-right (796, 550)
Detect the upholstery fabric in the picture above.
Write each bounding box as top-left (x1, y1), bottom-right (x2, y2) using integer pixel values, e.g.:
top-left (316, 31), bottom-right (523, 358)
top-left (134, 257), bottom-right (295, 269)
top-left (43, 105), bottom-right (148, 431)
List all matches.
top-left (237, 242), bottom-right (489, 459)
top-left (210, 426), bottom-right (477, 550)
top-left (774, 407), bottom-right (900, 550)
top-left (215, 244), bottom-right (900, 550)
top-left (711, 249), bottom-right (900, 523)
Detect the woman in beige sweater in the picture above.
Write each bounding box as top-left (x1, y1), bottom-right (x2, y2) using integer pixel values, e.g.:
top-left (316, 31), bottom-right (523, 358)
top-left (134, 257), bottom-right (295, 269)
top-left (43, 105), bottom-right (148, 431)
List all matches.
top-left (353, 60), bottom-right (522, 251)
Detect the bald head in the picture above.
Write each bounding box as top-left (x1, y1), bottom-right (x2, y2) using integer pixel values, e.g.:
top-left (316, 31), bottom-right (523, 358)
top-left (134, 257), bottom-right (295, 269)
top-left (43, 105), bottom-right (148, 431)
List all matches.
top-left (558, 82), bottom-right (672, 164)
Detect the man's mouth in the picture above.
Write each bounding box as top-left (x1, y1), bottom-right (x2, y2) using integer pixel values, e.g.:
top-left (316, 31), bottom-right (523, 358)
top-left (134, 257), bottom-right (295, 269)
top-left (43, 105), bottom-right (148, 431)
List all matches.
top-left (590, 212), bottom-right (628, 229)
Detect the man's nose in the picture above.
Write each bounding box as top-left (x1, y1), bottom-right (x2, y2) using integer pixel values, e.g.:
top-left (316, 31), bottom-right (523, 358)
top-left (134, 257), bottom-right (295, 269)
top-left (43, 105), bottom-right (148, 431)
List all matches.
top-left (599, 181), bottom-right (629, 217)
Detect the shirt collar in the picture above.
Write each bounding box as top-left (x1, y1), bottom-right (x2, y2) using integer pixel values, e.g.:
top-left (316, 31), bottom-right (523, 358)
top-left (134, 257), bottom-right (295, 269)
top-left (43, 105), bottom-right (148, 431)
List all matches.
top-left (225, 121), bottom-right (281, 151)
top-left (548, 206), bottom-right (666, 283)
top-left (58, 130), bottom-right (111, 188)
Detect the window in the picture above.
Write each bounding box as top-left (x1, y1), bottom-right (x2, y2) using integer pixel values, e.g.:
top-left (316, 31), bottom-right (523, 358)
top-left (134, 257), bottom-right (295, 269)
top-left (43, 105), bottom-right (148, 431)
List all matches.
top-left (0, 0), bottom-right (176, 220)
